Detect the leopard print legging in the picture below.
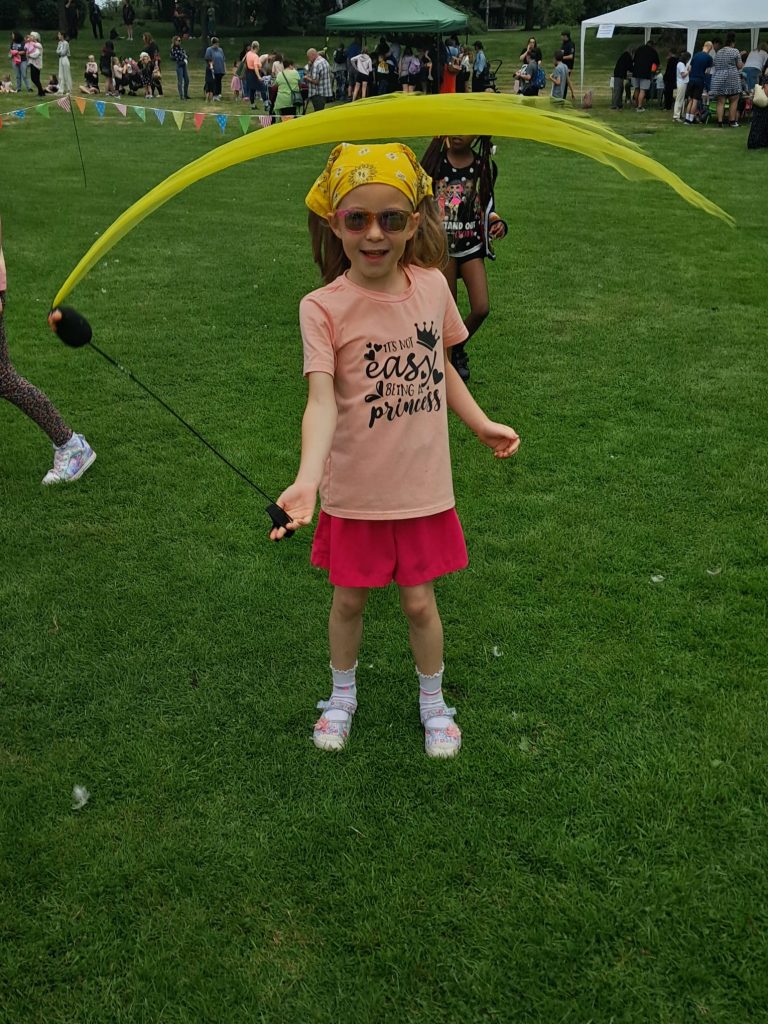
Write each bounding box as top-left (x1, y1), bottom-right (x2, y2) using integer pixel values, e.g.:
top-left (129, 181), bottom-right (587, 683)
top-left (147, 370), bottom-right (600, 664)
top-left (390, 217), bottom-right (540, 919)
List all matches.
top-left (0, 290), bottom-right (72, 447)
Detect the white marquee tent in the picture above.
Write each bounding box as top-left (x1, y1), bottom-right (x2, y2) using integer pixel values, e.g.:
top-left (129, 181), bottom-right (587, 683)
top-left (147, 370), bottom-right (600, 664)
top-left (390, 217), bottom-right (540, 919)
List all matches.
top-left (580, 0), bottom-right (768, 86)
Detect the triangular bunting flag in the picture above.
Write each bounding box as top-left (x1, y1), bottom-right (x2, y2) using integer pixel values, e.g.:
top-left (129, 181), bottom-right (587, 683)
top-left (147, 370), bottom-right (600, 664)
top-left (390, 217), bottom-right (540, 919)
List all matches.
top-left (0, 115), bottom-right (3, 130)
top-left (115, 102), bottom-right (127, 116)
top-left (95, 100), bottom-right (106, 118)
top-left (133, 105), bottom-right (146, 122)
top-left (194, 112), bottom-right (205, 131)
top-left (14, 109), bottom-right (26, 120)
top-left (215, 113), bottom-right (228, 134)
top-left (238, 114), bottom-right (250, 134)
top-left (36, 103), bottom-right (51, 118)
top-left (172, 109), bottom-right (184, 130)
top-left (153, 107), bottom-right (166, 125)
top-left (57, 95), bottom-right (71, 113)
top-left (280, 114), bottom-right (295, 121)
top-left (74, 97), bottom-right (86, 114)
top-left (259, 115), bottom-right (272, 128)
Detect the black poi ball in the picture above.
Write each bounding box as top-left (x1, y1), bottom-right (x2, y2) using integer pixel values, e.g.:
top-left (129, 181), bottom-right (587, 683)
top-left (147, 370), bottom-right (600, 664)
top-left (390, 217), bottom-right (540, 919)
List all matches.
top-left (52, 307), bottom-right (93, 348)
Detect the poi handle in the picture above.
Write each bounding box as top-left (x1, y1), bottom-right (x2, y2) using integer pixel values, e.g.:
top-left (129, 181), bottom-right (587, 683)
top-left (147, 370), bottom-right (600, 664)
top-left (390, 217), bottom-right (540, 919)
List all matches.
top-left (266, 503), bottom-right (295, 539)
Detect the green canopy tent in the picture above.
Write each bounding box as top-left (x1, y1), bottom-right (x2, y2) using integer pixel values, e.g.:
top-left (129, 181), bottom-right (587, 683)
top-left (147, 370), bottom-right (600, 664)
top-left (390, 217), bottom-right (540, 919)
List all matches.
top-left (326, 0), bottom-right (469, 96)
top-left (326, 0), bottom-right (469, 34)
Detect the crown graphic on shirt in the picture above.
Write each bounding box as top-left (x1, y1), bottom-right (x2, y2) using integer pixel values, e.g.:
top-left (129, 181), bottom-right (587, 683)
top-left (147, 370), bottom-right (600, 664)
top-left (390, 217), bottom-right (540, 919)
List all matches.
top-left (415, 321), bottom-right (439, 351)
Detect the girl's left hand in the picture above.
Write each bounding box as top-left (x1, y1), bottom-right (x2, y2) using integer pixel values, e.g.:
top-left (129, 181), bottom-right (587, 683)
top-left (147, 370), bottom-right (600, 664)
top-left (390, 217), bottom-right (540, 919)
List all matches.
top-left (477, 421), bottom-right (521, 458)
top-left (489, 215), bottom-right (507, 240)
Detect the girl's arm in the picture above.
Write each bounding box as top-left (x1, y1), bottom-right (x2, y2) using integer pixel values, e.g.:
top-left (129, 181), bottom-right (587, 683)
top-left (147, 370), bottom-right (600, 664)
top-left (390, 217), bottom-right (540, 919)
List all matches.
top-left (444, 357), bottom-right (520, 458)
top-left (269, 371), bottom-right (337, 539)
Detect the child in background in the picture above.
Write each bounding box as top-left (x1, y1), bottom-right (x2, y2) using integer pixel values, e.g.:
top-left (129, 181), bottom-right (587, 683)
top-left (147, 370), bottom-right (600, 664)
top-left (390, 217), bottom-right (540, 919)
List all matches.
top-left (0, 75), bottom-right (15, 93)
top-left (0, 214), bottom-right (96, 484)
top-left (421, 135), bottom-right (508, 382)
top-left (44, 74), bottom-right (59, 93)
top-left (81, 54), bottom-right (99, 94)
top-left (269, 143), bottom-right (520, 758)
top-left (111, 55), bottom-right (123, 95)
top-left (230, 60), bottom-right (241, 100)
top-left (204, 58), bottom-right (215, 102)
top-left (673, 51), bottom-right (691, 121)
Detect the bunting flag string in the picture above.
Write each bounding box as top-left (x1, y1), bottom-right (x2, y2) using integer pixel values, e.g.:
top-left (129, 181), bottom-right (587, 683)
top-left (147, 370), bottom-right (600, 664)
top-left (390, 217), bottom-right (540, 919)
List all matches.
top-left (0, 92), bottom-right (298, 136)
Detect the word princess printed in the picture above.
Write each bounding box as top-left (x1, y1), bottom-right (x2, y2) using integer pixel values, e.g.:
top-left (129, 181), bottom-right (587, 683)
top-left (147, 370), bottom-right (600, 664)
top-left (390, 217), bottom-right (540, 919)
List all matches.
top-left (363, 323), bottom-right (444, 429)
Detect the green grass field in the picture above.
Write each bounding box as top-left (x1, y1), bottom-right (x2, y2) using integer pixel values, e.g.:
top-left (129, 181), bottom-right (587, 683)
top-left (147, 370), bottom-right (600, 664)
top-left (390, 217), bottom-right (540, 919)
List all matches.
top-left (1, 21), bottom-right (767, 1024)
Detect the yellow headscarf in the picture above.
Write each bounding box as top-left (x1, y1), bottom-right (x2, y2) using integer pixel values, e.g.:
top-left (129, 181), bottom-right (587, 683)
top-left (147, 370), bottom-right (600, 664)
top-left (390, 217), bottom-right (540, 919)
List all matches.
top-left (305, 142), bottom-right (433, 218)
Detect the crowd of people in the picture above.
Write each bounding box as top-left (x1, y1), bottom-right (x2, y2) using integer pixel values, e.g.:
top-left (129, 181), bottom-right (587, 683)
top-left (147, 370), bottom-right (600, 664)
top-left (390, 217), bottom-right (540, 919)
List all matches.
top-left (610, 33), bottom-right (768, 132)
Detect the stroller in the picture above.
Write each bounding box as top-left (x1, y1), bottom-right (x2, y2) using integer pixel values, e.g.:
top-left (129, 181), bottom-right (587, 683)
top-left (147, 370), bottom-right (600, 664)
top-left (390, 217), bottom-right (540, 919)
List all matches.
top-left (487, 59), bottom-right (502, 93)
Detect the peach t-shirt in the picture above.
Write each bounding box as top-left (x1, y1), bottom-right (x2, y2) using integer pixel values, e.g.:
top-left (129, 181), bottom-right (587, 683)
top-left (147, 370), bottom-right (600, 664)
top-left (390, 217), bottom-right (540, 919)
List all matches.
top-left (300, 265), bottom-right (468, 520)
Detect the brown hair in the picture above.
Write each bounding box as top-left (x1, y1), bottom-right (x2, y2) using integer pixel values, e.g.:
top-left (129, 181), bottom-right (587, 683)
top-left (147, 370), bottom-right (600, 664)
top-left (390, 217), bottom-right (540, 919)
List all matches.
top-left (308, 197), bottom-right (447, 285)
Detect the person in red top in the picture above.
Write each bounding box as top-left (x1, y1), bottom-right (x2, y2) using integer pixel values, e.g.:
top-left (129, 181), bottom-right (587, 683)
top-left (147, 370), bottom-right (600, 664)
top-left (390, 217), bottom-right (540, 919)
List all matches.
top-left (269, 143), bottom-right (520, 759)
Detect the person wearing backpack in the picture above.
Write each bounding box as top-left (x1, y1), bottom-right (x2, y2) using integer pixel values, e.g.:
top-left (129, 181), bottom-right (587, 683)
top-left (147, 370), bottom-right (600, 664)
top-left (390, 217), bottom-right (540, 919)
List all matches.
top-left (332, 40), bottom-right (346, 99)
top-left (516, 53), bottom-right (542, 95)
top-left (398, 46), bottom-right (420, 93)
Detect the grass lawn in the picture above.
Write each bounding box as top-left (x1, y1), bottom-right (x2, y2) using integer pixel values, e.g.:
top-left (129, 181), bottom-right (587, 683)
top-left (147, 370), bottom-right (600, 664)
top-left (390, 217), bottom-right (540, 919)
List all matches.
top-left (1, 21), bottom-right (767, 1023)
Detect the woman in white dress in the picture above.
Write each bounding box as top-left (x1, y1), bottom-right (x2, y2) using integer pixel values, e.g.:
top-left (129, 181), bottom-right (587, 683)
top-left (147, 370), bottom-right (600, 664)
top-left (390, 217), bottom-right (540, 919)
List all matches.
top-left (57, 32), bottom-right (73, 93)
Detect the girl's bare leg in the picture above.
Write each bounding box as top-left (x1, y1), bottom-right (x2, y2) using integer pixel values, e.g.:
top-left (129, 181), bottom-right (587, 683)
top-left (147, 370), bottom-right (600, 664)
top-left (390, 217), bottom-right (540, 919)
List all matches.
top-left (399, 582), bottom-right (443, 675)
top-left (329, 586), bottom-right (369, 669)
top-left (458, 257), bottom-right (490, 340)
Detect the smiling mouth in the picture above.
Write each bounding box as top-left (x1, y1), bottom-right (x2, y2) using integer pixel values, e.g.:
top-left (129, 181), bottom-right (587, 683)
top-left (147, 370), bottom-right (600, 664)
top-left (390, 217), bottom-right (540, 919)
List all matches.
top-left (361, 249), bottom-right (388, 257)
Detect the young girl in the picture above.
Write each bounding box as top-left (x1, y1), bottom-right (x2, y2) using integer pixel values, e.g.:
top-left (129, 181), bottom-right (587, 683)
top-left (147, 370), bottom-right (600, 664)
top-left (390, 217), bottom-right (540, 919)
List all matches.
top-left (204, 57), bottom-right (215, 102)
top-left (421, 136), bottom-right (508, 382)
top-left (230, 60), bottom-right (241, 100)
top-left (81, 55), bottom-right (99, 94)
top-left (0, 215), bottom-right (95, 484)
top-left (269, 143), bottom-right (520, 758)
top-left (0, 75), bottom-right (15, 93)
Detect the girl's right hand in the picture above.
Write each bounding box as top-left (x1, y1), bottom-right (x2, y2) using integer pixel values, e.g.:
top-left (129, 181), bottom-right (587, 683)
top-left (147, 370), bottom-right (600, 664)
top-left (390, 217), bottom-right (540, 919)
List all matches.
top-left (268, 480), bottom-right (317, 540)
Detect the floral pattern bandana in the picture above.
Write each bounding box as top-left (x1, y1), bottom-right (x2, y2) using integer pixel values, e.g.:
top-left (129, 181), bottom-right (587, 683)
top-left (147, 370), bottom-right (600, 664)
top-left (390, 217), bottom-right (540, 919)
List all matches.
top-left (305, 142), bottom-right (433, 217)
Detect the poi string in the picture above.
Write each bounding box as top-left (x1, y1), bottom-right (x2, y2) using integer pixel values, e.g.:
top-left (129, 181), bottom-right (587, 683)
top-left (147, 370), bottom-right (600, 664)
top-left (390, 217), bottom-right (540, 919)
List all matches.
top-left (51, 92), bottom-right (732, 307)
top-left (51, 307), bottom-right (295, 536)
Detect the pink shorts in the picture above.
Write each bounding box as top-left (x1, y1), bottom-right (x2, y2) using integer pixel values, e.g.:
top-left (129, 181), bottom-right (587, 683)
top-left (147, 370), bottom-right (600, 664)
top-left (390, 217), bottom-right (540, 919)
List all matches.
top-left (311, 508), bottom-right (468, 588)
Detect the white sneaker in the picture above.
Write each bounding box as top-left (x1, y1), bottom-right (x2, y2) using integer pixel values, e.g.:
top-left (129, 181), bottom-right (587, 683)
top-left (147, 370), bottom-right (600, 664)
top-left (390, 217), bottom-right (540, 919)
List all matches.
top-left (42, 433), bottom-right (96, 485)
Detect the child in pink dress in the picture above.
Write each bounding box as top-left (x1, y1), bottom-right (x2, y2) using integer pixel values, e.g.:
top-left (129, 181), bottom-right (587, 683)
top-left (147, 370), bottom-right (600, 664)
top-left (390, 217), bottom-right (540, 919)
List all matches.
top-left (269, 143), bottom-right (520, 758)
top-left (230, 62), bottom-right (241, 100)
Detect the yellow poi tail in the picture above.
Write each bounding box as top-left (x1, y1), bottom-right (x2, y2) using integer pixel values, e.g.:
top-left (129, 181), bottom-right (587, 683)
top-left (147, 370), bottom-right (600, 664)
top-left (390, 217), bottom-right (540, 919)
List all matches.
top-left (52, 92), bottom-right (732, 307)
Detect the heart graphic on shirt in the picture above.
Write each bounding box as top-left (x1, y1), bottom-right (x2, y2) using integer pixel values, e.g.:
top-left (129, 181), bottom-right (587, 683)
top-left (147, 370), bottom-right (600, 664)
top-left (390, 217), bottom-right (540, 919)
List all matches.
top-left (373, 343), bottom-right (382, 351)
top-left (432, 369), bottom-right (444, 384)
top-left (363, 348), bottom-right (376, 361)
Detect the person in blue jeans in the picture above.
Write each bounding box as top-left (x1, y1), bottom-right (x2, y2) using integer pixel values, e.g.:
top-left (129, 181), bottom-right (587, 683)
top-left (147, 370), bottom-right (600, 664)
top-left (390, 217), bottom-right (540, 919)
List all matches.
top-left (170, 35), bottom-right (189, 99)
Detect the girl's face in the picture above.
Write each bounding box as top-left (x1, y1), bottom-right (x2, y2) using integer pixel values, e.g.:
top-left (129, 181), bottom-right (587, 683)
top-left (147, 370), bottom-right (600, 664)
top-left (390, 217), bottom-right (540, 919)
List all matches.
top-left (329, 183), bottom-right (419, 294)
top-left (447, 135), bottom-right (474, 152)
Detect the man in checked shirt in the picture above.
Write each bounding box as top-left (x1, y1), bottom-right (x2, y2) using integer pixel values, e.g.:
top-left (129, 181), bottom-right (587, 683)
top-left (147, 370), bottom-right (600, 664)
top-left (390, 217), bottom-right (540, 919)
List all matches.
top-left (306, 47), bottom-right (333, 112)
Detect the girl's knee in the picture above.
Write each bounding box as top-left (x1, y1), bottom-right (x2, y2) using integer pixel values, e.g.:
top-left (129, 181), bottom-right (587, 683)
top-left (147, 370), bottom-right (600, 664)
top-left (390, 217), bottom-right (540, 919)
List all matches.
top-left (399, 586), bottom-right (437, 625)
top-left (332, 586), bottom-right (368, 618)
top-left (471, 302), bottom-right (490, 322)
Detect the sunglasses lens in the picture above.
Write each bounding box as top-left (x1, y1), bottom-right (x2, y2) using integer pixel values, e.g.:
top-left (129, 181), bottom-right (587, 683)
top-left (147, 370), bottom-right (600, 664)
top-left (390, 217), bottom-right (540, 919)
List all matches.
top-left (342, 211), bottom-right (369, 232)
top-left (380, 211), bottom-right (410, 232)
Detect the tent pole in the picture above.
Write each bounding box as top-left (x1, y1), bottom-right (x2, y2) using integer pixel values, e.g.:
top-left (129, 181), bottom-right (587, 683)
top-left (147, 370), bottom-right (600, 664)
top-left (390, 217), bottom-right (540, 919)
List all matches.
top-left (580, 22), bottom-right (586, 91)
